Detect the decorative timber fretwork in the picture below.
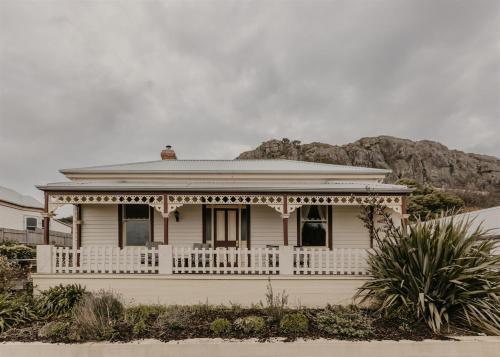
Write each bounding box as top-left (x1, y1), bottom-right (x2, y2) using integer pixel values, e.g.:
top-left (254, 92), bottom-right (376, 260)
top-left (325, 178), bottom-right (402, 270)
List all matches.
top-left (286, 195), bottom-right (403, 214)
top-left (166, 194), bottom-right (284, 216)
top-left (47, 194), bottom-right (164, 216)
top-left (46, 193), bottom-right (404, 217)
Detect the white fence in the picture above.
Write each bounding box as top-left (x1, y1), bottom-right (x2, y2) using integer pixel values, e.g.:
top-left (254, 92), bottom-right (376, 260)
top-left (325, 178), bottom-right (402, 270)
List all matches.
top-left (38, 245), bottom-right (371, 276)
top-left (172, 247), bottom-right (280, 275)
top-left (294, 248), bottom-right (371, 275)
top-left (50, 246), bottom-right (159, 273)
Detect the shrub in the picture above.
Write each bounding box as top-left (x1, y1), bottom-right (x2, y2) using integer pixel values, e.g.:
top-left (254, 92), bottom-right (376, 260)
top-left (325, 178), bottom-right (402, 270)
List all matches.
top-left (315, 306), bottom-right (373, 338)
top-left (0, 257), bottom-right (22, 293)
top-left (234, 315), bottom-right (266, 334)
top-left (72, 290), bottom-right (124, 340)
top-left (155, 306), bottom-right (193, 332)
top-left (357, 215), bottom-right (500, 334)
top-left (132, 319), bottom-right (147, 336)
top-left (394, 179), bottom-right (464, 220)
top-left (36, 284), bottom-right (86, 318)
top-left (0, 244), bottom-right (35, 260)
top-left (38, 321), bottom-right (70, 340)
top-left (210, 318), bottom-right (231, 336)
top-left (260, 280), bottom-right (288, 321)
top-left (280, 313), bottom-right (308, 335)
top-left (0, 293), bottom-right (36, 332)
top-left (125, 304), bottom-right (166, 324)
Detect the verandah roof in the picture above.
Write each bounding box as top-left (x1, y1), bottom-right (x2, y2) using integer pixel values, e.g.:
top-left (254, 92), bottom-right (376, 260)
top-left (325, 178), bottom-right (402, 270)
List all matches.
top-left (37, 180), bottom-right (411, 193)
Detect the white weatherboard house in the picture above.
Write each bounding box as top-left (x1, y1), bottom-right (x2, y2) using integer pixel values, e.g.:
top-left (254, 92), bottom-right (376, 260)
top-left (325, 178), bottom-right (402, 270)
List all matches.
top-left (34, 146), bottom-right (410, 306)
top-left (0, 186), bottom-right (71, 234)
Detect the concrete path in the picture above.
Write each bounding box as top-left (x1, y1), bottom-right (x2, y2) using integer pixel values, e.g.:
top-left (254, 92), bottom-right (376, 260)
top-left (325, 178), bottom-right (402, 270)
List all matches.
top-left (1, 336), bottom-right (499, 357)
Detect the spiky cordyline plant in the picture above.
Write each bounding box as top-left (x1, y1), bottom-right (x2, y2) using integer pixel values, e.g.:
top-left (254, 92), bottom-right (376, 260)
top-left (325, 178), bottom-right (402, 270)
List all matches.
top-left (356, 206), bottom-right (500, 335)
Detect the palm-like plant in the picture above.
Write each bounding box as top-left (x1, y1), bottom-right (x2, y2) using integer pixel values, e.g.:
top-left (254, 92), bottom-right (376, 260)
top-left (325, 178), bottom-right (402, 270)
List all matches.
top-left (356, 210), bottom-right (500, 334)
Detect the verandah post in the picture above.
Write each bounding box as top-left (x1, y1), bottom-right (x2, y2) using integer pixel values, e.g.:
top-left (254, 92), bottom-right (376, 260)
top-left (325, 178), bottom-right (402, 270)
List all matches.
top-left (158, 244), bottom-right (173, 274)
top-left (43, 192), bottom-right (50, 245)
top-left (282, 194), bottom-right (289, 246)
top-left (163, 194), bottom-right (169, 244)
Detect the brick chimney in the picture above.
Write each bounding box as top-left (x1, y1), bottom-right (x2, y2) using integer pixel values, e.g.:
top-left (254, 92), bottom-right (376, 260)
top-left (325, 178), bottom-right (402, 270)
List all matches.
top-left (160, 145), bottom-right (177, 160)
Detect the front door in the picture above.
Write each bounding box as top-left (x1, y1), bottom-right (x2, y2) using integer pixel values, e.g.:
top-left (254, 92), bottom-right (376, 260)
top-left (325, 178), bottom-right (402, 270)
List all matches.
top-left (214, 209), bottom-right (239, 248)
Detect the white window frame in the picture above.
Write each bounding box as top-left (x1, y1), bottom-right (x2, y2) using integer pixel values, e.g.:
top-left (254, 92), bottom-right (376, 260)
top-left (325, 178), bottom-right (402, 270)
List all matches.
top-left (24, 216), bottom-right (39, 231)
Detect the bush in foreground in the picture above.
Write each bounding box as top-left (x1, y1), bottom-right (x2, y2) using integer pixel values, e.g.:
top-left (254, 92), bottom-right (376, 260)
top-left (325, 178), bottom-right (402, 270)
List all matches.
top-left (36, 284), bottom-right (86, 318)
top-left (155, 306), bottom-right (194, 333)
top-left (0, 257), bottom-right (23, 293)
top-left (0, 293), bottom-right (36, 333)
top-left (234, 315), bottom-right (266, 334)
top-left (210, 318), bottom-right (231, 336)
top-left (357, 213), bottom-right (500, 335)
top-left (0, 243), bottom-right (36, 260)
top-left (315, 305), bottom-right (373, 338)
top-left (280, 313), bottom-right (308, 335)
top-left (72, 290), bottom-right (123, 340)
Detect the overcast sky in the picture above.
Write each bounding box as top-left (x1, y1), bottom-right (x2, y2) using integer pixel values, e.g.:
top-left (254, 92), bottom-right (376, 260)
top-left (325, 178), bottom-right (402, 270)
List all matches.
top-left (1, 0), bottom-right (499, 203)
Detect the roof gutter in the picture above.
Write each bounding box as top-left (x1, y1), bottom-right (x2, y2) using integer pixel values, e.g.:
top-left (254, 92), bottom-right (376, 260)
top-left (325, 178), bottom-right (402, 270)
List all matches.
top-left (36, 185), bottom-right (412, 194)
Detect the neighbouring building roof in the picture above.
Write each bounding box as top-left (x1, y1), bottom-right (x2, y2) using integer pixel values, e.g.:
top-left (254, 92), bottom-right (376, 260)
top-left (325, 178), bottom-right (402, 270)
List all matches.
top-left (0, 186), bottom-right (43, 209)
top-left (59, 159), bottom-right (391, 175)
top-left (37, 180), bottom-right (411, 193)
top-left (433, 206), bottom-right (500, 238)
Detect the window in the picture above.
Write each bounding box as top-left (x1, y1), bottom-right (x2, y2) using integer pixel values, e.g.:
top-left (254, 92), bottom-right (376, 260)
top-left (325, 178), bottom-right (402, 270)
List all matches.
top-left (300, 205), bottom-right (327, 246)
top-left (203, 206), bottom-right (212, 243)
top-left (240, 208), bottom-right (248, 242)
top-left (124, 205), bottom-right (150, 246)
top-left (25, 217), bottom-right (38, 231)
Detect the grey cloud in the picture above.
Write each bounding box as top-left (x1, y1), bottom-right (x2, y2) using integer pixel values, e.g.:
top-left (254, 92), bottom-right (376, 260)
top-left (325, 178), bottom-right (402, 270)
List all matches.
top-left (0, 0), bottom-right (499, 203)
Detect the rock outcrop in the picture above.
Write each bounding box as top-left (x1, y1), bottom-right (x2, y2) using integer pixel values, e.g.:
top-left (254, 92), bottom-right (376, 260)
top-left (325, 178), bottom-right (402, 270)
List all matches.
top-left (238, 136), bottom-right (500, 194)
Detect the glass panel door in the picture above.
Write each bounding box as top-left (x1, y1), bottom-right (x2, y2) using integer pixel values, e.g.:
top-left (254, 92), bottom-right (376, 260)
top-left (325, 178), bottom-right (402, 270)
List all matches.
top-left (213, 209), bottom-right (238, 247)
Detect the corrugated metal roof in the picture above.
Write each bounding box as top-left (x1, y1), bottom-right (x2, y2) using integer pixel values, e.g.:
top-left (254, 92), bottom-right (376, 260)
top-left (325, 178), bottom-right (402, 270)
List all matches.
top-left (60, 159), bottom-right (391, 175)
top-left (0, 186), bottom-right (43, 208)
top-left (38, 180), bottom-right (410, 193)
top-left (430, 206), bottom-right (500, 236)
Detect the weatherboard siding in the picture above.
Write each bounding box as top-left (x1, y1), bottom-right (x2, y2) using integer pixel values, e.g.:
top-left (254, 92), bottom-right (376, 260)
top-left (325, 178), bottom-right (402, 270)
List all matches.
top-left (164, 205), bottom-right (203, 246)
top-left (78, 204), bottom-right (375, 249)
top-left (250, 205), bottom-right (287, 248)
top-left (81, 205), bottom-right (118, 246)
top-left (153, 210), bottom-right (164, 243)
top-left (331, 207), bottom-right (370, 248)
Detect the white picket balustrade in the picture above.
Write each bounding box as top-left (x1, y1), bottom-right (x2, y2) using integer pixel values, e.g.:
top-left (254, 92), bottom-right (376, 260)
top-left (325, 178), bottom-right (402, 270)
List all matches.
top-left (52, 246), bottom-right (159, 274)
top-left (48, 245), bottom-right (371, 275)
top-left (293, 248), bottom-right (371, 275)
top-left (172, 247), bottom-right (280, 275)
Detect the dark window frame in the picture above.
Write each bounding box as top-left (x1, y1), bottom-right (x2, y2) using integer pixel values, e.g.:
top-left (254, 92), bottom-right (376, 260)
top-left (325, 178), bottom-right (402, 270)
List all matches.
top-left (122, 204), bottom-right (151, 246)
top-left (298, 205), bottom-right (329, 247)
top-left (25, 217), bottom-right (38, 231)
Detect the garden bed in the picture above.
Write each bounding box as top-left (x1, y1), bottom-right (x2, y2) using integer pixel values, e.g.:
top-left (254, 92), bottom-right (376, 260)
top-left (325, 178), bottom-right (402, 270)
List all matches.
top-left (0, 285), bottom-right (477, 344)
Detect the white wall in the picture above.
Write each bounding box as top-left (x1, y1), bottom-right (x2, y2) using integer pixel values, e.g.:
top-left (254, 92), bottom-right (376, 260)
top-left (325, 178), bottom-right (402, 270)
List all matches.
top-left (0, 204), bottom-right (26, 230)
top-left (77, 204), bottom-right (383, 249)
top-left (0, 202), bottom-right (71, 233)
top-left (81, 205), bottom-right (118, 246)
top-left (33, 274), bottom-right (368, 307)
top-left (51, 220), bottom-right (72, 234)
top-left (166, 205), bottom-right (202, 247)
top-left (250, 205), bottom-right (284, 248)
top-left (331, 207), bottom-right (370, 248)
top-left (153, 209), bottom-right (164, 242)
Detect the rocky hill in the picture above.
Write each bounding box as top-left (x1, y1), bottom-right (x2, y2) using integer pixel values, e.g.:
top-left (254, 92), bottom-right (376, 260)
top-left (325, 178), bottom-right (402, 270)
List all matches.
top-left (238, 136), bottom-right (500, 200)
